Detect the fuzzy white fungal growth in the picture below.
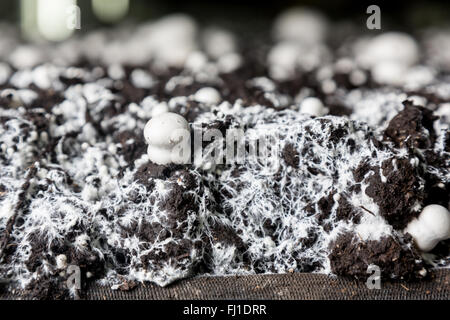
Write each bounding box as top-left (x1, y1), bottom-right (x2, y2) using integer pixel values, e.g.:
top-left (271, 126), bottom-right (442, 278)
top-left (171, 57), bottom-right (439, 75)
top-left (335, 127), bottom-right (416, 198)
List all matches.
top-left (405, 205), bottom-right (450, 252)
top-left (55, 254), bottom-right (67, 269)
top-left (75, 234), bottom-right (90, 248)
top-left (299, 97), bottom-right (328, 116)
top-left (194, 87), bottom-right (221, 105)
top-left (1, 12), bottom-right (449, 296)
top-left (144, 112), bottom-right (191, 165)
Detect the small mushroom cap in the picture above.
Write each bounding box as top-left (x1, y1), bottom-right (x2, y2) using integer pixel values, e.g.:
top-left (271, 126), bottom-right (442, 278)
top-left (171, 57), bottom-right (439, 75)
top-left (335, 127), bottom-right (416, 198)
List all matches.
top-left (405, 204), bottom-right (450, 252)
top-left (300, 97), bottom-right (326, 116)
top-left (273, 8), bottom-right (327, 44)
top-left (203, 28), bottom-right (236, 59)
top-left (194, 87), bottom-right (221, 105)
top-left (357, 32), bottom-right (419, 68)
top-left (151, 102), bottom-right (169, 117)
top-left (419, 205), bottom-right (450, 237)
top-left (371, 61), bottom-right (407, 86)
top-left (144, 112), bottom-right (189, 147)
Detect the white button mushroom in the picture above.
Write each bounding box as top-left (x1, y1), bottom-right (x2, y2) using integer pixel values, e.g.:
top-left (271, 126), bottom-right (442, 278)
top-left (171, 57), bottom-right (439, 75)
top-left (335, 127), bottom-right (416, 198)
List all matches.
top-left (267, 42), bottom-right (300, 80)
top-left (405, 204), bottom-right (450, 252)
top-left (371, 61), bottom-right (408, 86)
top-left (403, 66), bottom-right (435, 88)
top-left (299, 97), bottom-right (328, 116)
top-left (151, 102), bottom-right (169, 118)
top-left (144, 112), bottom-right (191, 165)
top-left (148, 14), bottom-right (198, 68)
top-left (203, 28), bottom-right (237, 59)
top-left (194, 87), bottom-right (221, 105)
top-left (356, 32), bottom-right (419, 68)
top-left (185, 51), bottom-right (208, 72)
top-left (217, 52), bottom-right (242, 73)
top-left (273, 7), bottom-right (328, 44)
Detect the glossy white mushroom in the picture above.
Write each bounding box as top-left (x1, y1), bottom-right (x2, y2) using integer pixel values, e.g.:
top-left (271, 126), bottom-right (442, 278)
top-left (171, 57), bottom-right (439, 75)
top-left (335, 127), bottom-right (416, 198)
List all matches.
top-left (371, 61), bottom-right (407, 86)
top-left (194, 87), bottom-right (221, 105)
top-left (185, 51), bottom-right (208, 72)
top-left (144, 112), bottom-right (191, 165)
top-left (273, 7), bottom-right (327, 44)
top-left (217, 52), bottom-right (242, 73)
top-left (267, 42), bottom-right (300, 80)
top-left (356, 32), bottom-right (419, 68)
top-left (149, 14), bottom-right (198, 67)
top-left (299, 97), bottom-right (328, 116)
top-left (203, 28), bottom-right (236, 59)
top-left (405, 204), bottom-right (450, 252)
top-left (151, 102), bottom-right (169, 118)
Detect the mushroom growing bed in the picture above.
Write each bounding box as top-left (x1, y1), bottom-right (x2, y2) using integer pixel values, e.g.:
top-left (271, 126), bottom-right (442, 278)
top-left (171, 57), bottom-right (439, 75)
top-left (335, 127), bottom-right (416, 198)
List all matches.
top-left (0, 10), bottom-right (449, 299)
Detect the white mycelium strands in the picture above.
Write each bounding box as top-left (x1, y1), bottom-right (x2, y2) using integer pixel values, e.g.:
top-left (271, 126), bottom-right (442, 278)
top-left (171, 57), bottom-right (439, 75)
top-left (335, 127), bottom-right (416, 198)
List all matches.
top-left (0, 8), bottom-right (449, 298)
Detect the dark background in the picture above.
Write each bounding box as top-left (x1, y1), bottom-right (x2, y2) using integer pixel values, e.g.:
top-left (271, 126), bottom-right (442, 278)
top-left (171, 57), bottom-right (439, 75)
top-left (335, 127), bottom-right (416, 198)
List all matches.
top-left (0, 0), bottom-right (449, 32)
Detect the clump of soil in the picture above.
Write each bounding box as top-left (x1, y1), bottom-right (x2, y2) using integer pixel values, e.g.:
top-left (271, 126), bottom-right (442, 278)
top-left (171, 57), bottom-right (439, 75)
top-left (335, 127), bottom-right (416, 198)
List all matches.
top-left (114, 130), bottom-right (146, 164)
top-left (384, 100), bottom-right (437, 149)
top-left (329, 232), bottom-right (425, 280)
top-left (336, 196), bottom-right (362, 224)
top-left (133, 161), bottom-right (184, 189)
top-left (282, 143), bottom-right (299, 168)
top-left (365, 158), bottom-right (424, 230)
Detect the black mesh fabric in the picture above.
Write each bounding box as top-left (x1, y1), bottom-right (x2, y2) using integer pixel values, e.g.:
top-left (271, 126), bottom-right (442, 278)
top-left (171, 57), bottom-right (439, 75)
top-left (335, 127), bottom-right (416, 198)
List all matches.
top-left (1, 270), bottom-right (448, 300)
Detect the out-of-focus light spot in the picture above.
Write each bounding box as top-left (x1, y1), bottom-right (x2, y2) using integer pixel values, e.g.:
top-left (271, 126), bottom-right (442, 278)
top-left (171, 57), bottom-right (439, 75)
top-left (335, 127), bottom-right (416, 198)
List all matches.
top-left (21, 0), bottom-right (40, 41)
top-left (92, 0), bottom-right (129, 23)
top-left (37, 0), bottom-right (76, 42)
